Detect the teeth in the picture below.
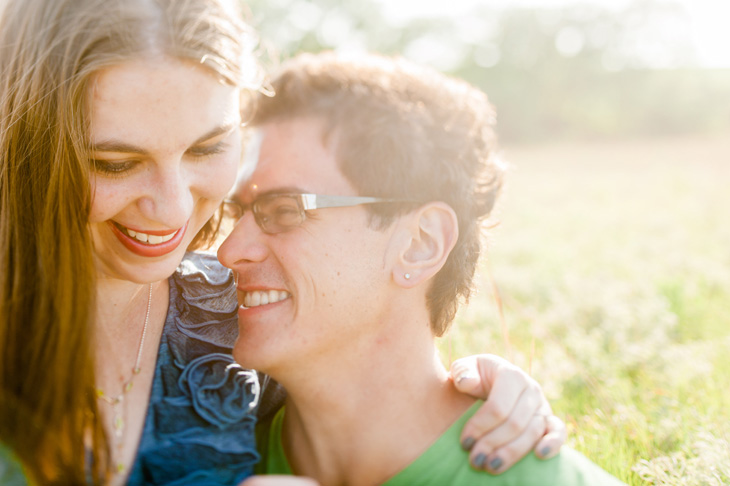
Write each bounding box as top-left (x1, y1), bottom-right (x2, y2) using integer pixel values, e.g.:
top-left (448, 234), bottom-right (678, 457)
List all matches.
top-left (247, 292), bottom-right (260, 307)
top-left (122, 226), bottom-right (177, 245)
top-left (243, 290), bottom-right (289, 308)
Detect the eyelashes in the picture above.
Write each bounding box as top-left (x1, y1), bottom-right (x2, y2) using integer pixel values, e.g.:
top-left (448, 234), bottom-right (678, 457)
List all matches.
top-left (187, 141), bottom-right (229, 157)
top-left (90, 142), bottom-right (231, 178)
top-left (91, 159), bottom-right (137, 178)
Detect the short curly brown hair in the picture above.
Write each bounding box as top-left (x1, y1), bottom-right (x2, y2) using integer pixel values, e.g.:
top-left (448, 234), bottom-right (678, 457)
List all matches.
top-left (249, 52), bottom-right (504, 336)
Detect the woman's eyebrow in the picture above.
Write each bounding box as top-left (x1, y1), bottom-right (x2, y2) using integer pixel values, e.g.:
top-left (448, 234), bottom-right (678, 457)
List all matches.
top-left (90, 139), bottom-right (148, 155)
top-left (191, 123), bottom-right (238, 146)
top-left (90, 124), bottom-right (238, 154)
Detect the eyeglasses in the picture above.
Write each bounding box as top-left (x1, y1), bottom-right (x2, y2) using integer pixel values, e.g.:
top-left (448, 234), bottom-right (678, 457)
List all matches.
top-left (223, 193), bottom-right (417, 234)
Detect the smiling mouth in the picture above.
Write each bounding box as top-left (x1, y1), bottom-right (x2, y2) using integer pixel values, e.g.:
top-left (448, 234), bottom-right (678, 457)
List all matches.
top-left (113, 222), bottom-right (179, 245)
top-left (242, 290), bottom-right (290, 308)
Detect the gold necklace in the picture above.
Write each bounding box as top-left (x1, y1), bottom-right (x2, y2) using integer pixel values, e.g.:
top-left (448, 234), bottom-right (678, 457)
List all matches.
top-left (96, 283), bottom-right (153, 476)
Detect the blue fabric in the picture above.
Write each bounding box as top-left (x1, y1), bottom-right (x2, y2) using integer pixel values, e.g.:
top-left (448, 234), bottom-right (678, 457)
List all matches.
top-left (0, 443), bottom-right (28, 486)
top-left (127, 252), bottom-right (260, 486)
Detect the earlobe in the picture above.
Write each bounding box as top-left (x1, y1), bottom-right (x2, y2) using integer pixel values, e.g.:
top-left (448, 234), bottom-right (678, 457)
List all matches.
top-left (393, 202), bottom-right (458, 288)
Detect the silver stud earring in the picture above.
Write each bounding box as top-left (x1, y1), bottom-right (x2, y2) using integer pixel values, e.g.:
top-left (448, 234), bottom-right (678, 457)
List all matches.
top-left (404, 273), bottom-right (411, 280)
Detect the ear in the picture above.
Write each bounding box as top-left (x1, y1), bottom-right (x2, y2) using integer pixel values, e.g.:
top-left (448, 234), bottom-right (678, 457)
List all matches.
top-left (392, 202), bottom-right (459, 288)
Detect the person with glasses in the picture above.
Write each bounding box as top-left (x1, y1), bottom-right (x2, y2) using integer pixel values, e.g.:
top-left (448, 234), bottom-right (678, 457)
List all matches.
top-left (0, 1), bottom-right (565, 485)
top-left (219, 52), bottom-right (624, 485)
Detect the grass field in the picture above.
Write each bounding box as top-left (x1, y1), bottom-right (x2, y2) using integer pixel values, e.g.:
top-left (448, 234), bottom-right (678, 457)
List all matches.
top-left (440, 132), bottom-right (730, 485)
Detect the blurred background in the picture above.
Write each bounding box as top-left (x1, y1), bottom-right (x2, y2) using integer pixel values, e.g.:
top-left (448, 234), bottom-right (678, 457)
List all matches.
top-left (242, 0), bottom-right (730, 484)
top-left (246, 0), bottom-right (730, 143)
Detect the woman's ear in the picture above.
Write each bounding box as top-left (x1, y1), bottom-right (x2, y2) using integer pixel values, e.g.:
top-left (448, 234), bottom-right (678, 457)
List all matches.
top-left (392, 202), bottom-right (458, 288)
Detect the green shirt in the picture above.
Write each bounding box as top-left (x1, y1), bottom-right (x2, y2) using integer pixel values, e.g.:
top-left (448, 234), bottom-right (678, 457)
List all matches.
top-left (258, 402), bottom-right (625, 485)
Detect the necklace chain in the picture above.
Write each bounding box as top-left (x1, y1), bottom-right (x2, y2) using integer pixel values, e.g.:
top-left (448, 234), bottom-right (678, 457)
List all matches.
top-left (96, 283), bottom-right (153, 476)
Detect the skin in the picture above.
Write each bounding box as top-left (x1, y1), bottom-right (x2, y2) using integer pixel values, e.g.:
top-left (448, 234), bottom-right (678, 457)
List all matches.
top-left (219, 117), bottom-right (472, 484)
top-left (451, 355), bottom-right (566, 470)
top-left (219, 119), bottom-right (392, 376)
top-left (87, 57), bottom-right (241, 481)
top-left (85, 58), bottom-right (561, 484)
top-left (88, 57), bottom-right (242, 284)
top-left (220, 117), bottom-right (562, 484)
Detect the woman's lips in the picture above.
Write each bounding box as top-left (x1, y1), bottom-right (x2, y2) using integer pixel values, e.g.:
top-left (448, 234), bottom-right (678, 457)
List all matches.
top-left (109, 220), bottom-right (188, 257)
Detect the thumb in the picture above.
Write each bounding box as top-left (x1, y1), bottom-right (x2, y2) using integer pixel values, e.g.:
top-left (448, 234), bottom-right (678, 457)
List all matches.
top-left (450, 354), bottom-right (517, 399)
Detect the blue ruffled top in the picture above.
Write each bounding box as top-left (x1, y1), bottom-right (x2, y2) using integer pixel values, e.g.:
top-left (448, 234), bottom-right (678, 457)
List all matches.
top-left (127, 252), bottom-right (262, 486)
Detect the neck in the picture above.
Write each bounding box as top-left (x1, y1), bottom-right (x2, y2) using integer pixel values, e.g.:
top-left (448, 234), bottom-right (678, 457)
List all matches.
top-left (93, 277), bottom-right (170, 372)
top-left (93, 276), bottom-right (171, 484)
top-left (94, 276), bottom-right (171, 339)
top-left (273, 310), bottom-right (475, 486)
top-left (95, 278), bottom-right (158, 323)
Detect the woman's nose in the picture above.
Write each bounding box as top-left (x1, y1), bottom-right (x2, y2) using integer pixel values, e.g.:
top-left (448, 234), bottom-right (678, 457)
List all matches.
top-left (138, 165), bottom-right (194, 228)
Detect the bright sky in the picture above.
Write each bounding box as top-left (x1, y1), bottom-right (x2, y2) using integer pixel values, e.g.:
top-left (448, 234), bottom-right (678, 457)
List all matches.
top-left (374, 0), bottom-right (730, 68)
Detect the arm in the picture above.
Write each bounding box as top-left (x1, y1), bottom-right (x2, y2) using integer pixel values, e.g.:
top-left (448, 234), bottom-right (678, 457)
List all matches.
top-left (450, 354), bottom-right (567, 474)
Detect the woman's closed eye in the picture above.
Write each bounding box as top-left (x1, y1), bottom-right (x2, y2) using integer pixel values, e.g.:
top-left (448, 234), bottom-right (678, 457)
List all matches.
top-left (91, 137), bottom-right (232, 177)
top-left (91, 158), bottom-right (139, 178)
top-left (187, 141), bottom-right (230, 158)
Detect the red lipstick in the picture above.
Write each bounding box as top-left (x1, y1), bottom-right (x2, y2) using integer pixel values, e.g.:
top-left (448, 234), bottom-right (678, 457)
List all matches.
top-left (110, 220), bottom-right (188, 257)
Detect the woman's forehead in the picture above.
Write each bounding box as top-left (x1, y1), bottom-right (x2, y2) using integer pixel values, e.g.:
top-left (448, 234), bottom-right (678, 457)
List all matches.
top-left (87, 58), bottom-right (240, 152)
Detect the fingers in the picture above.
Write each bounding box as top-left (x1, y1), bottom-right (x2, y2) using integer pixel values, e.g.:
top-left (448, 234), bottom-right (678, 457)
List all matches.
top-left (474, 380), bottom-right (544, 447)
top-left (459, 365), bottom-right (537, 447)
top-left (472, 414), bottom-right (566, 474)
top-left (450, 354), bottom-right (517, 401)
top-left (239, 475), bottom-right (320, 486)
top-left (470, 414), bottom-right (549, 474)
top-left (534, 415), bottom-right (567, 460)
top-left (452, 353), bottom-right (565, 474)
top-left (463, 382), bottom-right (545, 473)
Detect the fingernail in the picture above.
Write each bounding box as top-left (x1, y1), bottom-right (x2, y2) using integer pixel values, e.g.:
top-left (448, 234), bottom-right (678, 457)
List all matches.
top-left (456, 372), bottom-right (478, 385)
top-left (541, 446), bottom-right (551, 458)
top-left (489, 457), bottom-right (503, 471)
top-left (472, 453), bottom-right (487, 469)
top-left (461, 436), bottom-right (476, 451)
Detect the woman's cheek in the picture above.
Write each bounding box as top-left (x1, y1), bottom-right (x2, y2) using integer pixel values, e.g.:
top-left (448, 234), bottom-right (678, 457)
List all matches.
top-left (87, 177), bottom-right (132, 224)
top-left (202, 148), bottom-right (241, 200)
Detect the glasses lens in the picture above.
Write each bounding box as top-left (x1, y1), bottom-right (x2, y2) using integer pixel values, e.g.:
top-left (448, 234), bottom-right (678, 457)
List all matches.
top-left (255, 195), bottom-right (304, 233)
top-left (223, 200), bottom-right (245, 221)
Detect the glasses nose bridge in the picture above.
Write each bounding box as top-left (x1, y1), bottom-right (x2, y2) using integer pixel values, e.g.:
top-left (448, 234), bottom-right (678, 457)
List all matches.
top-left (217, 206), bottom-right (270, 268)
top-left (232, 199), bottom-right (279, 236)
top-left (234, 203), bottom-right (266, 241)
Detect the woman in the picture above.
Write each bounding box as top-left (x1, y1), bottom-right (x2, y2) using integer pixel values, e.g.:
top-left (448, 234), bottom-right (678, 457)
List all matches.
top-left (0, 0), bottom-right (563, 484)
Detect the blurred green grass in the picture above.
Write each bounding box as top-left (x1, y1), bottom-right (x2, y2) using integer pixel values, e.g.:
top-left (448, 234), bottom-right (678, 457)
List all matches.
top-left (440, 132), bottom-right (730, 485)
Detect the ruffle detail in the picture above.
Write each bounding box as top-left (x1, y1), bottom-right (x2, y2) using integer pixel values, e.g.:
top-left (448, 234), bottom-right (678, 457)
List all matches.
top-left (170, 253), bottom-right (239, 351)
top-left (176, 253), bottom-right (237, 312)
top-left (178, 354), bottom-right (260, 428)
top-left (129, 253), bottom-right (259, 486)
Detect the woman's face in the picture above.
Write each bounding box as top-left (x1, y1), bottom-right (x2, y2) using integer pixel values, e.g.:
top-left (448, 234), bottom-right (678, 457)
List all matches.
top-left (87, 58), bottom-right (241, 283)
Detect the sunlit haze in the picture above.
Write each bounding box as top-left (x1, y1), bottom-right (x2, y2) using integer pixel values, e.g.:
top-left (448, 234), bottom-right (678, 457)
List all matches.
top-left (374, 0), bottom-right (730, 68)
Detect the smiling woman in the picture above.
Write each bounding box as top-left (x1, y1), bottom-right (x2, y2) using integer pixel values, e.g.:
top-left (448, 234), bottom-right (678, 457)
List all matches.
top-left (0, 0), bottom-right (261, 483)
top-left (87, 59), bottom-right (241, 279)
top-left (0, 1), bottom-right (567, 485)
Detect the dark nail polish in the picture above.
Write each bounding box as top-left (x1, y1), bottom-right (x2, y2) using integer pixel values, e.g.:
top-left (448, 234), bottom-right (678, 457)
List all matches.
top-left (472, 453), bottom-right (487, 469)
top-left (489, 457), bottom-right (503, 471)
top-left (541, 446), bottom-right (551, 458)
top-left (461, 436), bottom-right (476, 451)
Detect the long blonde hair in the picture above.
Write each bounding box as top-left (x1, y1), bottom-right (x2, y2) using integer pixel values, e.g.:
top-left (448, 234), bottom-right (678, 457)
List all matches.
top-left (0, 0), bottom-right (261, 483)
